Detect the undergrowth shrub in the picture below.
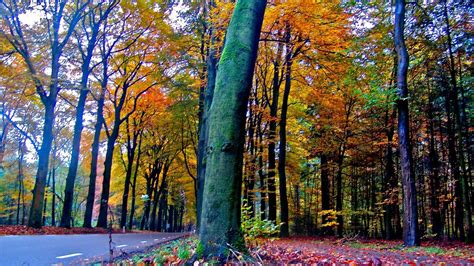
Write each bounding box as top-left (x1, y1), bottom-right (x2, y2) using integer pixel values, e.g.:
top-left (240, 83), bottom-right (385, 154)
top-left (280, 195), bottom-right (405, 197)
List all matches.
top-left (241, 200), bottom-right (280, 244)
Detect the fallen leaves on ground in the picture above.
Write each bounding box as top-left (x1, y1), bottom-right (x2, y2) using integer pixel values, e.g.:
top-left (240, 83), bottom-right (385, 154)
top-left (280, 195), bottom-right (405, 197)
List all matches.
top-left (256, 237), bottom-right (474, 265)
top-left (0, 225), bottom-right (130, 235)
top-left (116, 236), bottom-right (474, 265)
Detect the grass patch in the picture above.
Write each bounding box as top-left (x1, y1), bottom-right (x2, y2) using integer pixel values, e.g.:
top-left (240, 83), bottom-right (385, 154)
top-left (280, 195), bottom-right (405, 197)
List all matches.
top-left (397, 245), bottom-right (471, 258)
top-left (116, 237), bottom-right (197, 265)
top-left (346, 241), bottom-right (390, 250)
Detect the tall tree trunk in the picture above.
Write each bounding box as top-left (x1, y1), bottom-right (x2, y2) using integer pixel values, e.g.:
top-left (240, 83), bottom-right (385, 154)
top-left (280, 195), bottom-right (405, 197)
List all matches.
top-left (60, 90), bottom-right (88, 228)
top-left (278, 32), bottom-right (292, 237)
top-left (320, 154), bottom-right (332, 235)
top-left (0, 109), bottom-right (7, 178)
top-left (83, 89), bottom-right (105, 228)
top-left (243, 110), bottom-right (256, 215)
top-left (157, 181), bottom-right (168, 232)
top-left (140, 175), bottom-right (153, 230)
top-left (120, 120), bottom-right (140, 229)
top-left (458, 54), bottom-right (473, 236)
top-left (96, 77), bottom-right (136, 228)
top-left (96, 123), bottom-right (121, 228)
top-left (267, 40), bottom-right (284, 223)
top-left (172, 207), bottom-right (178, 232)
top-left (196, 16), bottom-right (217, 230)
top-left (121, 150), bottom-right (135, 229)
top-left (384, 108), bottom-right (396, 239)
top-left (150, 164), bottom-right (166, 231)
top-left (442, 0), bottom-right (472, 242)
top-left (43, 169), bottom-right (51, 226)
top-left (149, 178), bottom-right (160, 231)
top-left (62, 5), bottom-right (118, 226)
top-left (16, 139), bottom-right (25, 225)
top-left (199, 0), bottom-right (266, 255)
top-left (335, 147), bottom-right (345, 237)
top-left (128, 133), bottom-right (142, 230)
top-left (178, 205), bottom-right (184, 232)
top-left (385, 108), bottom-right (402, 239)
top-left (257, 126), bottom-right (267, 220)
top-left (351, 174), bottom-right (359, 232)
top-left (427, 77), bottom-right (443, 238)
top-left (51, 163), bottom-right (56, 226)
top-left (29, 101), bottom-right (55, 228)
top-left (394, 0), bottom-right (419, 246)
top-left (7, 0), bottom-right (86, 229)
top-left (335, 99), bottom-right (353, 237)
top-left (384, 59), bottom-right (398, 240)
top-left (61, 60), bottom-right (96, 227)
top-left (167, 205), bottom-right (174, 232)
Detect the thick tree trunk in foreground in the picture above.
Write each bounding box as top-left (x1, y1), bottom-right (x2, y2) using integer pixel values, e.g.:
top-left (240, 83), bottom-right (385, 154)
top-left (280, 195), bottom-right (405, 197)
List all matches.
top-left (199, 0), bottom-right (266, 255)
top-left (394, 0), bottom-right (419, 246)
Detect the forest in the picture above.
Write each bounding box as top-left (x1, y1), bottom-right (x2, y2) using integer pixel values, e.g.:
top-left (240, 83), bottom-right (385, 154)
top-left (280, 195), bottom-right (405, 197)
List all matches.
top-left (0, 0), bottom-right (472, 263)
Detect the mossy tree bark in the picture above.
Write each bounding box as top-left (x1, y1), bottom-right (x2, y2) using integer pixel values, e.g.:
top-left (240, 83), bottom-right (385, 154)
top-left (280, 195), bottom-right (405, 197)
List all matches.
top-left (199, 0), bottom-right (266, 256)
top-left (196, 0), bottom-right (217, 229)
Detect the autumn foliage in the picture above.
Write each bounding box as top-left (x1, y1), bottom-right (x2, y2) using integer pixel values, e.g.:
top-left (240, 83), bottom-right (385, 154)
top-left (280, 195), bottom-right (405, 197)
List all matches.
top-left (0, 0), bottom-right (472, 259)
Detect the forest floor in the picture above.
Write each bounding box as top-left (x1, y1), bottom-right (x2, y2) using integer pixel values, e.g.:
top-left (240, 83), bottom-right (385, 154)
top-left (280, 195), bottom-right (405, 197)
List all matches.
top-left (256, 237), bottom-right (474, 264)
top-left (0, 225), bottom-right (132, 235)
top-left (117, 236), bottom-right (474, 265)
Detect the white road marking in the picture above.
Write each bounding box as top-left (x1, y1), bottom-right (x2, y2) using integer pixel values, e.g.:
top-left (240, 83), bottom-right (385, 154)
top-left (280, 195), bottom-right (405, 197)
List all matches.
top-left (116, 244), bottom-right (128, 248)
top-left (140, 241), bottom-right (147, 243)
top-left (154, 239), bottom-right (159, 241)
top-left (56, 253), bottom-right (83, 259)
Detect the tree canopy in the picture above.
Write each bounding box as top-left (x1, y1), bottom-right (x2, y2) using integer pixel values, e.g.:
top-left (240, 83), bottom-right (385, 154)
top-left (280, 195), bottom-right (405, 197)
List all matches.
top-left (0, 0), bottom-right (472, 257)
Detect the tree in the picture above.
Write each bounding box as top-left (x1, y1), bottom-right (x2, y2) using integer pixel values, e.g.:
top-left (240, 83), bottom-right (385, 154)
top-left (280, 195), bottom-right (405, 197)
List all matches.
top-left (96, 47), bottom-right (158, 228)
top-left (60, 0), bottom-right (118, 228)
top-left (196, 0), bottom-right (218, 231)
top-left (1, 0), bottom-right (89, 228)
top-left (199, 0), bottom-right (266, 255)
top-left (394, 0), bottom-right (419, 246)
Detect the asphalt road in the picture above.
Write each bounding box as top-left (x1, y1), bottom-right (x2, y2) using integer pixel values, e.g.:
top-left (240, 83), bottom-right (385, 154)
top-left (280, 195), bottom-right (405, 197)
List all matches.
top-left (0, 232), bottom-right (187, 265)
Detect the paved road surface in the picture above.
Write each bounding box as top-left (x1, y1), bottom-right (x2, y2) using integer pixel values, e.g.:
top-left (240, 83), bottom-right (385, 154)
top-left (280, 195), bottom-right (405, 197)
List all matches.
top-left (0, 232), bottom-right (186, 265)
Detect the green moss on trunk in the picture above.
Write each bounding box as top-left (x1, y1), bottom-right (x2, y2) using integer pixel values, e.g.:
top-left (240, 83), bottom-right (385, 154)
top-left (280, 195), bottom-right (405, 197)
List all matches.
top-left (198, 0), bottom-right (266, 258)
